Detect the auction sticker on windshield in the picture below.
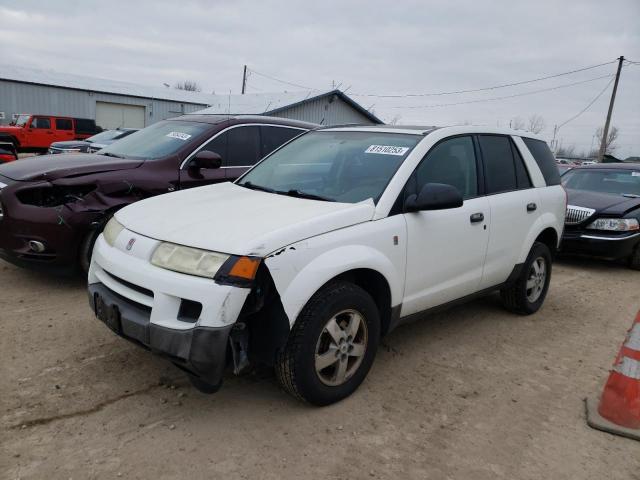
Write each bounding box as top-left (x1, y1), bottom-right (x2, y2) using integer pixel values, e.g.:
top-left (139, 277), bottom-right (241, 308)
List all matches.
top-left (365, 145), bottom-right (410, 156)
top-left (166, 132), bottom-right (192, 141)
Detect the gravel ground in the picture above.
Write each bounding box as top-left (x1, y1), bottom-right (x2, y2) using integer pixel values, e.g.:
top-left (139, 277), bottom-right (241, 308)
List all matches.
top-left (1, 257), bottom-right (639, 479)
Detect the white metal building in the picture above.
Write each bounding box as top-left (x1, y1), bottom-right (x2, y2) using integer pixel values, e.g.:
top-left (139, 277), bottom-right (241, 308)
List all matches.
top-left (0, 65), bottom-right (382, 129)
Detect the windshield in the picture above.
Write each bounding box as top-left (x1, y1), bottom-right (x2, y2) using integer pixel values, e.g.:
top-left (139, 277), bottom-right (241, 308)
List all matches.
top-left (237, 131), bottom-right (421, 203)
top-left (562, 169), bottom-right (640, 196)
top-left (98, 121), bottom-right (209, 160)
top-left (15, 115), bottom-right (30, 127)
top-left (86, 130), bottom-right (126, 144)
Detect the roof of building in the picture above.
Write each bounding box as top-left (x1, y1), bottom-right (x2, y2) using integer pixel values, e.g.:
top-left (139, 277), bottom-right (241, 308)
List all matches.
top-left (193, 89), bottom-right (383, 124)
top-left (0, 64), bottom-right (383, 124)
top-left (0, 64), bottom-right (216, 104)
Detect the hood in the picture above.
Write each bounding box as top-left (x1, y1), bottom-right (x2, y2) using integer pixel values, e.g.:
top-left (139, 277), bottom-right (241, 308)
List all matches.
top-left (0, 153), bottom-right (143, 182)
top-left (117, 182), bottom-right (376, 256)
top-left (0, 125), bottom-right (21, 133)
top-left (567, 188), bottom-right (640, 216)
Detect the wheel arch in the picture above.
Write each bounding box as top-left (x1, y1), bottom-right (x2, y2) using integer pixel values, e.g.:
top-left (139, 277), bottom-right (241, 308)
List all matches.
top-left (265, 244), bottom-right (402, 332)
top-left (517, 213), bottom-right (561, 263)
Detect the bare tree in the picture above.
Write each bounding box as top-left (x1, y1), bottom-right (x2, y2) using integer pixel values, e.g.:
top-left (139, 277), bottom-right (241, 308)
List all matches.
top-left (388, 115), bottom-right (402, 125)
top-left (174, 80), bottom-right (202, 92)
top-left (595, 126), bottom-right (619, 154)
top-left (527, 114), bottom-right (545, 134)
top-left (556, 144), bottom-right (576, 157)
top-left (510, 117), bottom-right (525, 130)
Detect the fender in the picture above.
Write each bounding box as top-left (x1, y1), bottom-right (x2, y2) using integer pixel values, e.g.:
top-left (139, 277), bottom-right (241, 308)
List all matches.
top-left (518, 211), bottom-right (561, 263)
top-left (265, 243), bottom-right (404, 326)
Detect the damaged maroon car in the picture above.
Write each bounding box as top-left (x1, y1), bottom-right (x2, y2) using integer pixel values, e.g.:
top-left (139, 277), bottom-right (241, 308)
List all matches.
top-left (0, 115), bottom-right (315, 273)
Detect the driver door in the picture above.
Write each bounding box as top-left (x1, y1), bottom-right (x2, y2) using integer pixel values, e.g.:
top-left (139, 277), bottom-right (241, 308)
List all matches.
top-left (401, 135), bottom-right (490, 316)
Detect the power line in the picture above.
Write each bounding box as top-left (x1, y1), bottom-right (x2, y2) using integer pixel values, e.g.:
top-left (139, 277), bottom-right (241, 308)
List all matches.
top-left (246, 59), bottom-right (621, 101)
top-left (350, 59), bottom-right (618, 97)
top-left (557, 77), bottom-right (614, 129)
top-left (386, 74), bottom-right (614, 109)
top-left (247, 67), bottom-right (317, 91)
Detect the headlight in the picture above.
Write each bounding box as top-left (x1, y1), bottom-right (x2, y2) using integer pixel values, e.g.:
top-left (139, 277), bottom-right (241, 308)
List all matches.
top-left (586, 218), bottom-right (639, 232)
top-left (151, 242), bottom-right (230, 278)
top-left (103, 217), bottom-right (125, 246)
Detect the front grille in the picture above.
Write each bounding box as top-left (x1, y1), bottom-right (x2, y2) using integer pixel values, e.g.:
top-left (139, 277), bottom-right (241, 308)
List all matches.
top-left (103, 269), bottom-right (154, 299)
top-left (565, 205), bottom-right (596, 225)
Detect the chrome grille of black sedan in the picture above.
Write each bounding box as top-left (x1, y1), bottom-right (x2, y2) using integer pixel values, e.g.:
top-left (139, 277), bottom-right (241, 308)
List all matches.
top-left (565, 205), bottom-right (596, 225)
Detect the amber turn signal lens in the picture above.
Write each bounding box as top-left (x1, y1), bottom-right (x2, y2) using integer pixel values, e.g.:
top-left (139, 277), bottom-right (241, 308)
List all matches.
top-left (228, 256), bottom-right (261, 280)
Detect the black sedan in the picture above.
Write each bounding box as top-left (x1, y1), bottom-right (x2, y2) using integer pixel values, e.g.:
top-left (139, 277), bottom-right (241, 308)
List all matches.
top-left (560, 164), bottom-right (640, 269)
top-left (48, 128), bottom-right (137, 154)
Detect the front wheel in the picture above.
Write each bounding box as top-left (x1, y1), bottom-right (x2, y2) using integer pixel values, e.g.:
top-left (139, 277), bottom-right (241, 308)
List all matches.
top-left (276, 281), bottom-right (380, 406)
top-left (500, 242), bottom-right (552, 315)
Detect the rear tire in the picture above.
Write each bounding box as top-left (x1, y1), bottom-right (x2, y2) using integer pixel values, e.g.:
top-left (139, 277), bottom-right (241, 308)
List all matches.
top-left (276, 281), bottom-right (380, 406)
top-left (500, 242), bottom-right (552, 315)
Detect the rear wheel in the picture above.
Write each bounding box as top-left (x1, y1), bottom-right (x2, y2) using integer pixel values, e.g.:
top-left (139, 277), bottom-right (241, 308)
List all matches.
top-left (276, 281), bottom-right (380, 406)
top-left (500, 242), bottom-right (552, 315)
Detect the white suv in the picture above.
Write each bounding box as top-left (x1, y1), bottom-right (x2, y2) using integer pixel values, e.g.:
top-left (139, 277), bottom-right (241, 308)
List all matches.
top-left (88, 125), bottom-right (565, 405)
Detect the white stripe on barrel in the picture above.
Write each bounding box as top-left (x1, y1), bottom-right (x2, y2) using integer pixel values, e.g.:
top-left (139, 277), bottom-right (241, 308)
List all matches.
top-left (614, 357), bottom-right (640, 380)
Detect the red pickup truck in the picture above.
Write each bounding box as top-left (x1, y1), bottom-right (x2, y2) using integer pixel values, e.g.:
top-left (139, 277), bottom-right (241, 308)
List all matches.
top-left (0, 114), bottom-right (102, 152)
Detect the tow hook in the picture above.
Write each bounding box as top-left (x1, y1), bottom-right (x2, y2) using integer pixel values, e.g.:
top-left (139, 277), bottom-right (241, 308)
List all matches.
top-left (230, 322), bottom-right (250, 375)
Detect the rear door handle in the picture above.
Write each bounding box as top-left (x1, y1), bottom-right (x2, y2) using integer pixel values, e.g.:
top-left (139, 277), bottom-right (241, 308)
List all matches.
top-left (470, 212), bottom-right (484, 223)
top-left (527, 203), bottom-right (537, 212)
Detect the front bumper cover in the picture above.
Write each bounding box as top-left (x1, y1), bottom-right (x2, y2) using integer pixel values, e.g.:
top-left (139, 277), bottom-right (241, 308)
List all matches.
top-left (561, 230), bottom-right (640, 260)
top-left (88, 282), bottom-right (232, 387)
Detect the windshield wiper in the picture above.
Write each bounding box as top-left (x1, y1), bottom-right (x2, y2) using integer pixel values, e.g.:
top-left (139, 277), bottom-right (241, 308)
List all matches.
top-left (280, 189), bottom-right (335, 202)
top-left (622, 193), bottom-right (640, 198)
top-left (240, 181), bottom-right (276, 193)
top-left (99, 152), bottom-right (124, 158)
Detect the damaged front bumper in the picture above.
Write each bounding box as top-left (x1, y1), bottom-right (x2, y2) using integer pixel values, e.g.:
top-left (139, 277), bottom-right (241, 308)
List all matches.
top-left (0, 177), bottom-right (101, 272)
top-left (88, 233), bottom-right (252, 389)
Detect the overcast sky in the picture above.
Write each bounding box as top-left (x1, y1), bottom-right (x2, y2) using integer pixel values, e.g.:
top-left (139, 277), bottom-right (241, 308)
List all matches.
top-left (1, 0), bottom-right (638, 157)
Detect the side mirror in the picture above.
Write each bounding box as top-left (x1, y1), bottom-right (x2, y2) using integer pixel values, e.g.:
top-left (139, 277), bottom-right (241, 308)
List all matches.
top-left (404, 183), bottom-right (463, 212)
top-left (189, 151), bottom-right (222, 171)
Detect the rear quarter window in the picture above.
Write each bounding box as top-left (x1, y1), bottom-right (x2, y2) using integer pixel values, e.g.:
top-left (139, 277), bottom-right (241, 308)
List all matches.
top-left (522, 138), bottom-right (561, 186)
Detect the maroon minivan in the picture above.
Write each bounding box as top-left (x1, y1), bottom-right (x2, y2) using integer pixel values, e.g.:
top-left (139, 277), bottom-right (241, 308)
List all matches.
top-left (0, 115), bottom-right (316, 273)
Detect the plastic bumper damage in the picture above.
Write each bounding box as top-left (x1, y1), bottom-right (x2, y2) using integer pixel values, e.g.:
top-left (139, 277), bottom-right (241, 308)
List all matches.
top-left (88, 283), bottom-right (233, 388)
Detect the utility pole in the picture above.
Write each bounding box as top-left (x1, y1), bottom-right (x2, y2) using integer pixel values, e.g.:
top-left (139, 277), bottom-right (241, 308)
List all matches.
top-left (241, 65), bottom-right (247, 95)
top-left (597, 56), bottom-right (624, 161)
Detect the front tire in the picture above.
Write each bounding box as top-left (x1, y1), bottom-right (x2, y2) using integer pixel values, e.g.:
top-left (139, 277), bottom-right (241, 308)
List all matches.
top-left (276, 281), bottom-right (380, 406)
top-left (500, 242), bottom-right (552, 315)
top-left (630, 244), bottom-right (640, 270)
top-left (79, 228), bottom-right (102, 274)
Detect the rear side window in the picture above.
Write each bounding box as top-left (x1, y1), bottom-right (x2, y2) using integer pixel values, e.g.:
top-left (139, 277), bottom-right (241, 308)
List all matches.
top-left (55, 118), bottom-right (73, 130)
top-left (522, 138), bottom-right (561, 186)
top-left (511, 142), bottom-right (532, 189)
top-left (260, 126), bottom-right (302, 157)
top-left (479, 135), bottom-right (517, 194)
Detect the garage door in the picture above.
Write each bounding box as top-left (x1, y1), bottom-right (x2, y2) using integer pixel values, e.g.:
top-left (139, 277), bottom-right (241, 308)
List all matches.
top-left (95, 102), bottom-right (146, 129)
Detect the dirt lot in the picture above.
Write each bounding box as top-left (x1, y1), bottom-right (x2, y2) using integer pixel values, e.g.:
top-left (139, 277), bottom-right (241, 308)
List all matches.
top-left (1, 257), bottom-right (638, 479)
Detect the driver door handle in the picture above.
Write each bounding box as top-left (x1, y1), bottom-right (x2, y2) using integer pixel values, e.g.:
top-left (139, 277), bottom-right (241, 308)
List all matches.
top-left (470, 212), bottom-right (484, 223)
top-left (527, 203), bottom-right (537, 212)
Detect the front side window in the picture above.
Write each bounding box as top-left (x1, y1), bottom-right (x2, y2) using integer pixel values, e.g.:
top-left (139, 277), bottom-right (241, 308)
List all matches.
top-left (98, 120), bottom-right (209, 160)
top-left (562, 169), bottom-right (640, 196)
top-left (414, 136), bottom-right (478, 199)
top-left (31, 117), bottom-right (51, 129)
top-left (479, 135), bottom-right (518, 194)
top-left (198, 126), bottom-right (262, 167)
top-left (238, 131), bottom-right (421, 203)
top-left (55, 118), bottom-right (73, 130)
